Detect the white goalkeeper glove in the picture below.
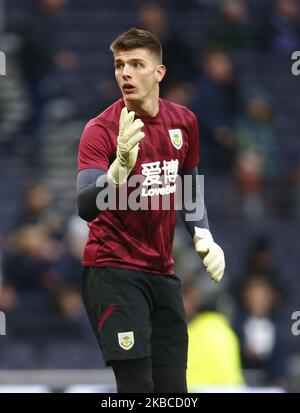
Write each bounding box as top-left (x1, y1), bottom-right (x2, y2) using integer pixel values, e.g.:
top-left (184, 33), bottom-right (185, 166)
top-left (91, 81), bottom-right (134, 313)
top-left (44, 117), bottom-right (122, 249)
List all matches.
top-left (107, 107), bottom-right (144, 186)
top-left (194, 227), bottom-right (225, 283)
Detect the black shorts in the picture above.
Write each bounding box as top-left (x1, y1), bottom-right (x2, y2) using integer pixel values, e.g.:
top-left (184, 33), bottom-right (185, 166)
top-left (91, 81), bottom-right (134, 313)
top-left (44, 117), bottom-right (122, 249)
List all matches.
top-left (81, 266), bottom-right (188, 367)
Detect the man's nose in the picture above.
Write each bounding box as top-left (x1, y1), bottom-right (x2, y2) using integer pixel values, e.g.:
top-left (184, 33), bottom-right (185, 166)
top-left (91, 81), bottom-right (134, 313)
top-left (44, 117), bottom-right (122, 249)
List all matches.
top-left (122, 65), bottom-right (132, 79)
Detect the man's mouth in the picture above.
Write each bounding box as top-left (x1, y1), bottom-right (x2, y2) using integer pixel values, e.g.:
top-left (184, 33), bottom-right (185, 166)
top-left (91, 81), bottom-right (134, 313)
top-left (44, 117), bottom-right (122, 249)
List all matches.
top-left (122, 83), bottom-right (136, 93)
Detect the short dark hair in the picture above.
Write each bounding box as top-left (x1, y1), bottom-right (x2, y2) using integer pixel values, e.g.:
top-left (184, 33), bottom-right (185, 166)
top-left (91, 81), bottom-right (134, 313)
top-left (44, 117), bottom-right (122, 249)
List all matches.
top-left (110, 27), bottom-right (162, 63)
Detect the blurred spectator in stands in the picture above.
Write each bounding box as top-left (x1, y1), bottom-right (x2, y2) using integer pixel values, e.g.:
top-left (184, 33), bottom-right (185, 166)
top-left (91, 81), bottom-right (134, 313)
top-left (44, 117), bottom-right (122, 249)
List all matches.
top-left (0, 283), bottom-right (18, 314)
top-left (14, 181), bottom-right (66, 245)
top-left (233, 274), bottom-right (289, 388)
top-left (3, 225), bottom-right (62, 294)
top-left (230, 235), bottom-right (287, 309)
top-left (267, 0), bottom-right (300, 54)
top-left (51, 284), bottom-right (90, 342)
top-left (40, 210), bottom-right (66, 242)
top-left (9, 0), bottom-right (75, 164)
top-left (15, 181), bottom-right (52, 227)
top-left (276, 156), bottom-right (300, 219)
top-left (51, 216), bottom-right (88, 329)
top-left (221, 148), bottom-right (269, 221)
top-left (231, 88), bottom-right (281, 220)
top-left (137, 2), bottom-right (197, 91)
top-left (54, 215), bottom-right (88, 289)
top-left (206, 0), bottom-right (263, 50)
top-left (161, 80), bottom-right (194, 107)
top-left (234, 149), bottom-right (265, 220)
top-left (55, 285), bottom-right (85, 323)
top-left (56, 286), bottom-right (83, 320)
top-left (191, 49), bottom-right (239, 174)
top-left (183, 277), bottom-right (244, 389)
top-left (236, 89), bottom-right (281, 180)
top-left (247, 236), bottom-right (277, 277)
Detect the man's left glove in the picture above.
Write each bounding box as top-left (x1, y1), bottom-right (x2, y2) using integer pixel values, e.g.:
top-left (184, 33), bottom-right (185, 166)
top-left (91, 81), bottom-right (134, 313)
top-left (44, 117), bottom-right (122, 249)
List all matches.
top-left (194, 227), bottom-right (225, 283)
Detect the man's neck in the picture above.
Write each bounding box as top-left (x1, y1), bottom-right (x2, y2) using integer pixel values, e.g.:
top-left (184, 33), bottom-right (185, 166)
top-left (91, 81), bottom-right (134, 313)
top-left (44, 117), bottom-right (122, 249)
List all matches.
top-left (124, 94), bottom-right (160, 118)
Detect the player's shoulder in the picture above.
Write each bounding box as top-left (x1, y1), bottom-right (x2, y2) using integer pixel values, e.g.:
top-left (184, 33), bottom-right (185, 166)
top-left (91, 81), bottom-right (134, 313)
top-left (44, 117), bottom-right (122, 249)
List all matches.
top-left (160, 98), bottom-right (197, 125)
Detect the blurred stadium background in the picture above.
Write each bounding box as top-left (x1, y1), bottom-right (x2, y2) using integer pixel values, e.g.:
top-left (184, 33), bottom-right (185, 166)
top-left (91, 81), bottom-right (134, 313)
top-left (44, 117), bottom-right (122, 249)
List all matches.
top-left (0, 0), bottom-right (300, 393)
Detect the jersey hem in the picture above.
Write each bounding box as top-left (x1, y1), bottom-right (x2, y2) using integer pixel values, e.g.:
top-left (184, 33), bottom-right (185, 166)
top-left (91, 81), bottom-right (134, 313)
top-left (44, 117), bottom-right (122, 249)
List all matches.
top-left (82, 260), bottom-right (175, 276)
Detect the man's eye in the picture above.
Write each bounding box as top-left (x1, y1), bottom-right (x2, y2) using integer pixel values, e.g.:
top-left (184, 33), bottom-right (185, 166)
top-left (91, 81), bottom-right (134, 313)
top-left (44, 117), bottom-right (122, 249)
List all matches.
top-left (115, 63), bottom-right (124, 69)
top-left (133, 63), bottom-right (142, 68)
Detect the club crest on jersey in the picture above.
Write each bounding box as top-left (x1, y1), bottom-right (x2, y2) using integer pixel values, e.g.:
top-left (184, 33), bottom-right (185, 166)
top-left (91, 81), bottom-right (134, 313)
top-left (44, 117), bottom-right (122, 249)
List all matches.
top-left (118, 331), bottom-right (134, 350)
top-left (168, 129), bottom-right (183, 150)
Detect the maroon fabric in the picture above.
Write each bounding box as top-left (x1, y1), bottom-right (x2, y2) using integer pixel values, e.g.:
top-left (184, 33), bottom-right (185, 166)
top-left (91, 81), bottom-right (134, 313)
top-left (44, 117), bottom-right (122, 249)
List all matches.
top-left (98, 304), bottom-right (115, 333)
top-left (77, 98), bottom-right (199, 275)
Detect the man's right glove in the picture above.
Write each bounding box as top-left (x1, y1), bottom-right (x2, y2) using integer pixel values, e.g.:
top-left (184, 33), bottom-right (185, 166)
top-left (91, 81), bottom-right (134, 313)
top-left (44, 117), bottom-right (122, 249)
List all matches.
top-left (107, 107), bottom-right (144, 186)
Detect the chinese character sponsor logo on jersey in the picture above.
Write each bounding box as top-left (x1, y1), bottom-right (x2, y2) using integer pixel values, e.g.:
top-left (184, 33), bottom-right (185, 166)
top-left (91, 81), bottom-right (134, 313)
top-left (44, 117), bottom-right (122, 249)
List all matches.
top-left (118, 331), bottom-right (134, 350)
top-left (168, 129), bottom-right (183, 150)
top-left (141, 159), bottom-right (179, 197)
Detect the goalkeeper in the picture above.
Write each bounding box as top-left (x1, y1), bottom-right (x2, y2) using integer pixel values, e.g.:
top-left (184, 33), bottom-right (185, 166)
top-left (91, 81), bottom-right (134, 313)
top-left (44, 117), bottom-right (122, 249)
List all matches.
top-left (76, 27), bottom-right (225, 393)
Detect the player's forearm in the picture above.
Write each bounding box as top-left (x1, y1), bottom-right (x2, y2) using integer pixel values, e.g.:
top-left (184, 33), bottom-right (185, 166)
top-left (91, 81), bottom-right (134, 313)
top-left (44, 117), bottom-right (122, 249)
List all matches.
top-left (76, 168), bottom-right (110, 222)
top-left (179, 203), bottom-right (209, 237)
top-left (179, 167), bottom-right (209, 237)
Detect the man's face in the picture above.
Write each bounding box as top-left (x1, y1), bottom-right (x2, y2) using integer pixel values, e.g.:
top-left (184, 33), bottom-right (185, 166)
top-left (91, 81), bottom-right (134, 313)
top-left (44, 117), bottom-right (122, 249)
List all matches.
top-left (114, 48), bottom-right (164, 102)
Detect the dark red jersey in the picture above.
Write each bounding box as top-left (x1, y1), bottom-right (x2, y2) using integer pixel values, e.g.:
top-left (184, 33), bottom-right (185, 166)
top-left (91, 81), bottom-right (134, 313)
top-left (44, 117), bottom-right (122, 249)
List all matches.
top-left (78, 98), bottom-right (199, 275)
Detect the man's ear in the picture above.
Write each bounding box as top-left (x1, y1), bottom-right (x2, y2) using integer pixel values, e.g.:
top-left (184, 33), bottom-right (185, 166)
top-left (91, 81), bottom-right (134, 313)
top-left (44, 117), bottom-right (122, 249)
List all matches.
top-left (155, 65), bottom-right (166, 83)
